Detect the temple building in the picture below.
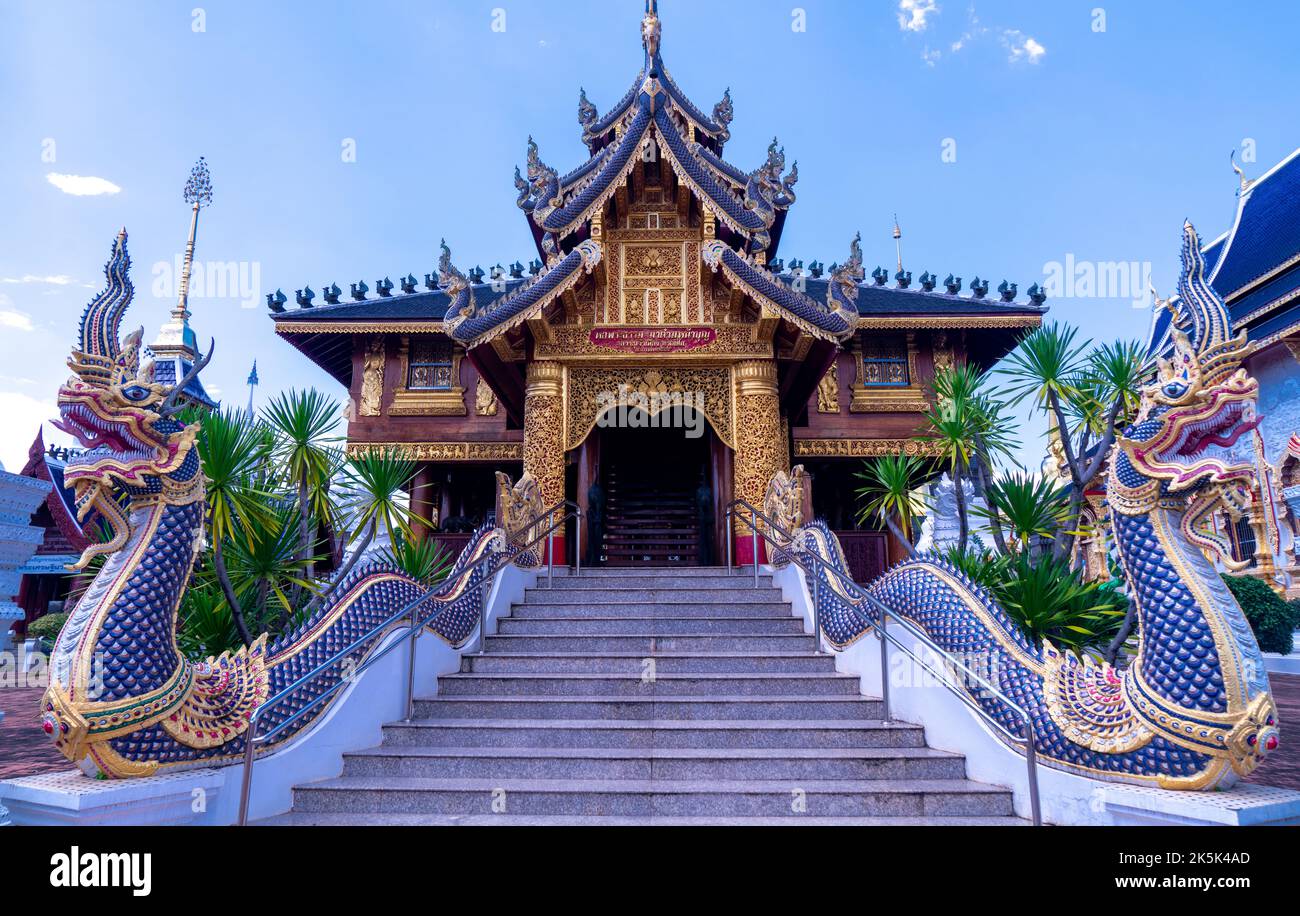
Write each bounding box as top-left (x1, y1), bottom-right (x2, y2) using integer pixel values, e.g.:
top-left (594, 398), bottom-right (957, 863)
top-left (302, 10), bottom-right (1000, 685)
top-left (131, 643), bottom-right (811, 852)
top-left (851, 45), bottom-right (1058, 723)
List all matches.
top-left (1148, 146), bottom-right (1300, 594)
top-left (270, 3), bottom-right (1043, 579)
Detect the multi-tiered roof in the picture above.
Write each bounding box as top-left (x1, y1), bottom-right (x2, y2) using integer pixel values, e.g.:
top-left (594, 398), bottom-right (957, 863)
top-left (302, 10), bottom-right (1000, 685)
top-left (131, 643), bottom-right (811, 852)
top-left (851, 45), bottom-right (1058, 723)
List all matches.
top-left (271, 1), bottom-right (1044, 383)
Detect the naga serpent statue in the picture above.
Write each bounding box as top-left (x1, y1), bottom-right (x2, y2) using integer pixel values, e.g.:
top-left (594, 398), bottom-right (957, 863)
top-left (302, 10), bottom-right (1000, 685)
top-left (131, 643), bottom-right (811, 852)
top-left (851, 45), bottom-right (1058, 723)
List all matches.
top-left (40, 230), bottom-right (514, 778)
top-left (790, 222), bottom-right (1278, 790)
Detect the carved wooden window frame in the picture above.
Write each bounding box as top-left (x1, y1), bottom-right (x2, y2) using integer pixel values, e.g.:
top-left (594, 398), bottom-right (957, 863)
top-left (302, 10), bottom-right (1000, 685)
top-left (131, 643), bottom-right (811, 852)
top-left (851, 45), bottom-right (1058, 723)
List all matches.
top-left (388, 333), bottom-right (467, 416)
top-left (849, 331), bottom-right (928, 413)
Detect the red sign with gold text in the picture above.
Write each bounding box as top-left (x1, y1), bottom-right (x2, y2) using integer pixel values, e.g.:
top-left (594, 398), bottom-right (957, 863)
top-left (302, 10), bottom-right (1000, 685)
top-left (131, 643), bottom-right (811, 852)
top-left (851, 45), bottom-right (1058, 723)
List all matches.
top-left (588, 326), bottom-right (717, 353)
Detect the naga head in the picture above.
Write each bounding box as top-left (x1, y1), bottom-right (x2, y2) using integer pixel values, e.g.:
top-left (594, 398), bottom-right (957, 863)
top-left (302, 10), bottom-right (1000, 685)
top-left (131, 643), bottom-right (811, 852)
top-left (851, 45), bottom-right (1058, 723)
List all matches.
top-left (52, 230), bottom-right (208, 569)
top-left (1114, 222), bottom-right (1259, 504)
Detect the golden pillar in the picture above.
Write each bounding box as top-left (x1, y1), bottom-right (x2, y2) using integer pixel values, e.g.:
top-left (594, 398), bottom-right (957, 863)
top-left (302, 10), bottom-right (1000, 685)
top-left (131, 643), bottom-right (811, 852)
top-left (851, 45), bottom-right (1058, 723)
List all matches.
top-left (524, 360), bottom-right (567, 562)
top-left (733, 359), bottom-right (782, 563)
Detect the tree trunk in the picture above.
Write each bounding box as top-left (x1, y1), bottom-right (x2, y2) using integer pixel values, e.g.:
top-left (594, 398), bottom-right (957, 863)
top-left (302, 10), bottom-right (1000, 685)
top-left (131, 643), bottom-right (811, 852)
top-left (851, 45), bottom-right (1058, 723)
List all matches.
top-left (213, 538), bottom-right (255, 647)
top-left (952, 463), bottom-right (969, 553)
top-left (973, 458), bottom-right (1009, 556)
top-left (1104, 597), bottom-right (1138, 666)
top-left (885, 513), bottom-right (917, 559)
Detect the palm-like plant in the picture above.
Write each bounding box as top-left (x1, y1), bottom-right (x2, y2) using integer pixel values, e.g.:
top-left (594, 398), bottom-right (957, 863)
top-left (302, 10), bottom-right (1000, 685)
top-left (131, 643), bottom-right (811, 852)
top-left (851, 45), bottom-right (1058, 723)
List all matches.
top-left (381, 536), bottom-right (455, 588)
top-left (854, 454), bottom-right (928, 553)
top-left (176, 581), bottom-right (241, 659)
top-left (263, 389), bottom-right (341, 582)
top-left (974, 473), bottom-right (1072, 555)
top-left (989, 552), bottom-right (1129, 655)
top-left (221, 504), bottom-right (319, 634)
top-left (196, 408), bottom-right (276, 645)
top-left (300, 448), bottom-right (426, 615)
top-left (998, 324), bottom-right (1142, 562)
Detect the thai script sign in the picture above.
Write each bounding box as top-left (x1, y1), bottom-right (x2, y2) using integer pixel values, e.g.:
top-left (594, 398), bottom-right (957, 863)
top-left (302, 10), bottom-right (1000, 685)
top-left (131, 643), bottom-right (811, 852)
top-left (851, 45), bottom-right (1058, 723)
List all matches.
top-left (588, 326), bottom-right (716, 353)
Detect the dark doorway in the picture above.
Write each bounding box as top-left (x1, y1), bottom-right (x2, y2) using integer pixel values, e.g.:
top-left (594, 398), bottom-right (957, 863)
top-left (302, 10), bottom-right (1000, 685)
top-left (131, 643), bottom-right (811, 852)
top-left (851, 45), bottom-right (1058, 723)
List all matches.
top-left (594, 423), bottom-right (712, 566)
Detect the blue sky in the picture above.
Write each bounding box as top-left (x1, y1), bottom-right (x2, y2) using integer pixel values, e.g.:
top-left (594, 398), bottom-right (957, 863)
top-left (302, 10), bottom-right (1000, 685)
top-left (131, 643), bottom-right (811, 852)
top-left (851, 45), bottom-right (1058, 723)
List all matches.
top-left (1, 0), bottom-right (1297, 472)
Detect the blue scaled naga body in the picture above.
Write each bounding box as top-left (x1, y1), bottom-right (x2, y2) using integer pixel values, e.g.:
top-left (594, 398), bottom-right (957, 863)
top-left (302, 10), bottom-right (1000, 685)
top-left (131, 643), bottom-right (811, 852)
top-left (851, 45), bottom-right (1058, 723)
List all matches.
top-left (40, 230), bottom-right (500, 778)
top-left (797, 223), bottom-right (1278, 790)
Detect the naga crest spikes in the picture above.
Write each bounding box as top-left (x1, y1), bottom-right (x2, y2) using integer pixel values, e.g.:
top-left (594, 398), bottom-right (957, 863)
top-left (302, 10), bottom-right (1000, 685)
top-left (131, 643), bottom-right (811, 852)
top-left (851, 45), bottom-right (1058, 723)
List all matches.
top-left (72, 229), bottom-right (137, 387)
top-left (578, 87), bottom-right (597, 128)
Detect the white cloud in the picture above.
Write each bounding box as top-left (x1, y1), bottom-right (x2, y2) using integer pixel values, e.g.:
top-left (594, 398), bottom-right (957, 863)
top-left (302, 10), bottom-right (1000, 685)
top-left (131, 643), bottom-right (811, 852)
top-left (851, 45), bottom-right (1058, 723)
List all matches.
top-left (922, 47), bottom-right (941, 67)
top-left (2, 274), bottom-right (79, 285)
top-left (45, 172), bottom-right (122, 196)
top-left (0, 391), bottom-right (58, 471)
top-left (0, 309), bottom-right (34, 331)
top-left (897, 0), bottom-right (939, 32)
top-left (1002, 30), bottom-right (1046, 63)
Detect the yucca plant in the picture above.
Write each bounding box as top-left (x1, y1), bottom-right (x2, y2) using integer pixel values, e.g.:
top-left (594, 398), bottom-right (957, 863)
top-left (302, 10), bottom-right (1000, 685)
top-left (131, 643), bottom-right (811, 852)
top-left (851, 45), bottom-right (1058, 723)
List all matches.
top-left (854, 454), bottom-right (929, 553)
top-left (300, 448), bottom-right (426, 615)
top-left (176, 582), bottom-right (241, 659)
top-left (938, 543), bottom-right (1010, 593)
top-left (989, 552), bottom-right (1128, 655)
top-left (381, 536), bottom-right (455, 588)
top-left (974, 473), bottom-right (1072, 555)
top-left (220, 504), bottom-right (319, 635)
top-left (196, 407), bottom-right (276, 645)
top-left (263, 389), bottom-right (341, 581)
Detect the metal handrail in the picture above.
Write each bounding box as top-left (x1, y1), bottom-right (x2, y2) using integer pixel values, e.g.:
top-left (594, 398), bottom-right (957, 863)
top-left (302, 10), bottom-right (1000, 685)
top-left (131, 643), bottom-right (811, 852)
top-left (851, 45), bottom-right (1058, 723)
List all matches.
top-left (235, 500), bottom-right (581, 825)
top-left (724, 498), bottom-right (1042, 826)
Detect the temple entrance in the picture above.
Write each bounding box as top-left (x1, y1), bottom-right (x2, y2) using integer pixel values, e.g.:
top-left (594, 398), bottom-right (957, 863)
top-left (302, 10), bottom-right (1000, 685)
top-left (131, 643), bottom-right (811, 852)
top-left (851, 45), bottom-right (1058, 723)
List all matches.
top-left (584, 425), bottom-right (716, 567)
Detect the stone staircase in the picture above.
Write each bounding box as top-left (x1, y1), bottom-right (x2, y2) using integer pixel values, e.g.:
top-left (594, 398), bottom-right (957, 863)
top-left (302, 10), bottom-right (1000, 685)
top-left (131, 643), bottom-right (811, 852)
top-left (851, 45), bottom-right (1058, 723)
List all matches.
top-left (261, 567), bottom-right (1022, 825)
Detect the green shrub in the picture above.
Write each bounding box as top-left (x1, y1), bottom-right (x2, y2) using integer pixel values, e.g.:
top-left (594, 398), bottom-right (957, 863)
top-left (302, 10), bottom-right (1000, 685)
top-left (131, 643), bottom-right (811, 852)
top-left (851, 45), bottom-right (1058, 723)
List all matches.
top-left (1221, 574), bottom-right (1300, 655)
top-left (25, 612), bottom-right (68, 643)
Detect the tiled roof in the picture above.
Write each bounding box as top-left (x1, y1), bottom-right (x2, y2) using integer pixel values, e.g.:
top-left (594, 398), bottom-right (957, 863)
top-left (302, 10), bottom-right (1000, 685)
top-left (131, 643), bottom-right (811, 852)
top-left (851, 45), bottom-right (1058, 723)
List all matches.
top-left (1210, 148), bottom-right (1300, 297)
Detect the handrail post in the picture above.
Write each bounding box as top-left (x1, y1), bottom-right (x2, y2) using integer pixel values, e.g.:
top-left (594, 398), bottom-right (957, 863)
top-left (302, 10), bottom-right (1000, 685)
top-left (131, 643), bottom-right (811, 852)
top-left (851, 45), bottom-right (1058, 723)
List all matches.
top-left (575, 508), bottom-right (582, 579)
top-left (403, 603), bottom-right (419, 722)
top-left (236, 717), bottom-right (258, 826)
top-left (478, 574), bottom-right (489, 654)
top-left (725, 509), bottom-right (733, 572)
top-left (548, 513), bottom-right (555, 588)
top-left (751, 520), bottom-right (759, 588)
top-left (810, 569), bottom-right (820, 653)
top-left (1024, 721), bottom-right (1043, 826)
top-left (878, 607), bottom-right (891, 721)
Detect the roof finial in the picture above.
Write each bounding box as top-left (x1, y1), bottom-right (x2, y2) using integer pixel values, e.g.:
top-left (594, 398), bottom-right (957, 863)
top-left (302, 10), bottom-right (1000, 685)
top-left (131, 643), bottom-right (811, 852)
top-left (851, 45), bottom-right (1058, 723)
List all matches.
top-left (892, 214), bottom-right (903, 273)
top-left (1230, 150), bottom-right (1253, 194)
top-left (153, 157), bottom-right (212, 361)
top-left (642, 0), bottom-right (661, 62)
top-left (246, 360), bottom-right (259, 416)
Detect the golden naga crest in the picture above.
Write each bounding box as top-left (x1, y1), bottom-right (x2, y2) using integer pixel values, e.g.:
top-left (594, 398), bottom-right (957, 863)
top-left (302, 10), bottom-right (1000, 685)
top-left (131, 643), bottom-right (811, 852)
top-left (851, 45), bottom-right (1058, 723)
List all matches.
top-left (495, 471), bottom-right (545, 544)
top-left (762, 465), bottom-right (810, 559)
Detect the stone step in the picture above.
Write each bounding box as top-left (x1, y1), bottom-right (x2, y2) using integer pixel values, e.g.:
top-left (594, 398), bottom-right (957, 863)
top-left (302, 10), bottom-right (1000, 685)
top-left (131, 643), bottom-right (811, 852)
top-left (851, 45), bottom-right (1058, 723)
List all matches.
top-left (511, 602), bottom-right (792, 618)
top-left (482, 633), bottom-right (818, 653)
top-left (522, 587), bottom-right (785, 604)
top-left (257, 812), bottom-right (1028, 826)
top-left (551, 567), bottom-right (754, 578)
top-left (340, 745), bottom-right (968, 781)
top-left (434, 672), bottom-right (862, 697)
top-left (410, 695), bottom-right (884, 720)
top-left (293, 776), bottom-right (1015, 817)
top-left (380, 718), bottom-right (924, 749)
top-left (496, 616), bottom-right (805, 635)
top-left (538, 575), bottom-right (773, 589)
top-left (462, 652), bottom-right (839, 674)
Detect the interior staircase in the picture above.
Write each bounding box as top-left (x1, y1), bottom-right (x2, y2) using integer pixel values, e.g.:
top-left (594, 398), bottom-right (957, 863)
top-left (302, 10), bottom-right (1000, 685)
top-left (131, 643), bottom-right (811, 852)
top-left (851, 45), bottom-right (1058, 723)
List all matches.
top-left (601, 461), bottom-right (701, 566)
top-left (261, 567), bottom-right (1022, 825)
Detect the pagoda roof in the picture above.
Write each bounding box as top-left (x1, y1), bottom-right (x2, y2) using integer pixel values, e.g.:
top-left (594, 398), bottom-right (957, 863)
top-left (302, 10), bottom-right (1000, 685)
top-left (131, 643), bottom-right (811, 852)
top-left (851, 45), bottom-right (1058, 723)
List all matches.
top-left (1147, 146), bottom-right (1300, 358)
top-left (19, 429), bottom-right (93, 556)
top-left (147, 353), bottom-right (218, 410)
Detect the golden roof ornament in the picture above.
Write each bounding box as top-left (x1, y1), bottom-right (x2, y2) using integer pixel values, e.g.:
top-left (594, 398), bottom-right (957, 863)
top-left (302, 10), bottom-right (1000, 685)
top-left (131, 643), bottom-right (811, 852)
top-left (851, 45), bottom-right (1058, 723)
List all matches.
top-left (642, 0), bottom-right (661, 60)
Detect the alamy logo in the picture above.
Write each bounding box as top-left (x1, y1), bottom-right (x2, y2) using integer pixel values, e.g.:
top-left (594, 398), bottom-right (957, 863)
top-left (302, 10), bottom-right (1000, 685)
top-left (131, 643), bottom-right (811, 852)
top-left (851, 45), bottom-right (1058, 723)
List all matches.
top-left (49, 847), bottom-right (152, 897)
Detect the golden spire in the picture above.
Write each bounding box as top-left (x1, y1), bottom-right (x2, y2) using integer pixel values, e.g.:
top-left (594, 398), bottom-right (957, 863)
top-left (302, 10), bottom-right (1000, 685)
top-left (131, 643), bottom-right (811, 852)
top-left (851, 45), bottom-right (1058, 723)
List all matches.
top-left (153, 157), bottom-right (212, 360)
top-left (893, 214), bottom-right (903, 273)
top-left (642, 0), bottom-right (661, 60)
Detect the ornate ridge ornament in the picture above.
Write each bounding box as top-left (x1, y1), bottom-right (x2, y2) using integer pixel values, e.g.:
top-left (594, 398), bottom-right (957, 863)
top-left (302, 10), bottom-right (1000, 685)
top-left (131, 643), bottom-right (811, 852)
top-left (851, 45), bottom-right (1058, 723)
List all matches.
top-left (785, 223), bottom-right (1279, 790)
top-left (39, 235), bottom-right (539, 779)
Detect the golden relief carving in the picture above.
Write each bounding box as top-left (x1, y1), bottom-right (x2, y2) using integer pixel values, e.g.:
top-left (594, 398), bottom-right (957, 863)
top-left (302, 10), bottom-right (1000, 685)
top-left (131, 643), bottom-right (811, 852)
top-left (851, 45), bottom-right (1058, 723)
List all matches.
top-left (475, 377), bottom-right (498, 416)
top-left (733, 360), bottom-right (784, 535)
top-left (359, 337), bottom-right (385, 417)
top-left (495, 472), bottom-right (544, 544)
top-left (534, 323), bottom-right (769, 362)
top-left (524, 361), bottom-right (567, 508)
top-left (347, 441), bottom-right (523, 462)
top-left (816, 363), bottom-right (840, 413)
top-left (793, 438), bottom-right (945, 458)
top-left (565, 365), bottom-right (735, 451)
